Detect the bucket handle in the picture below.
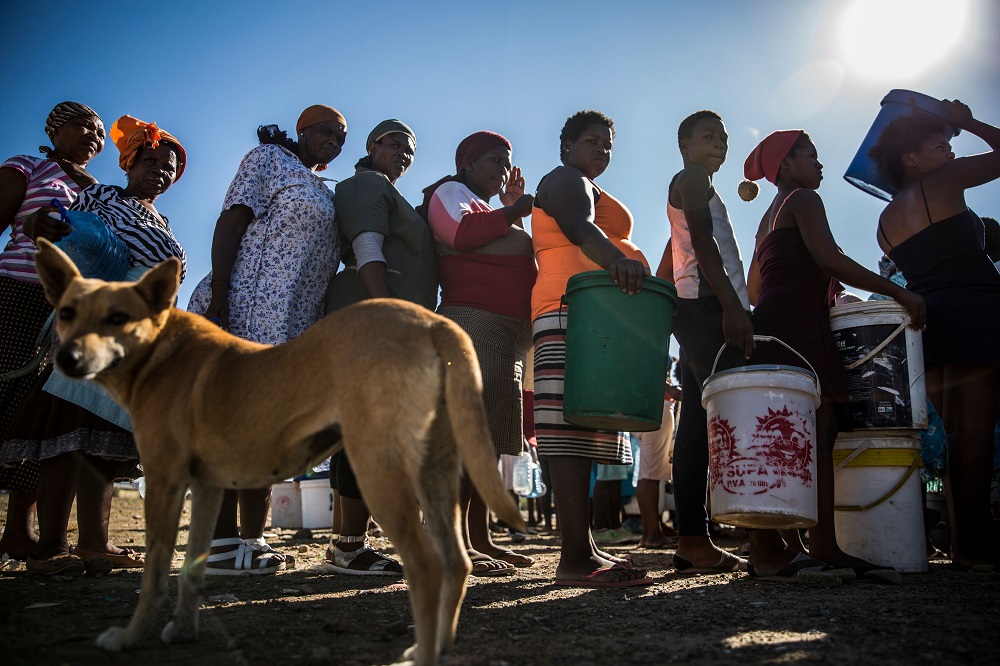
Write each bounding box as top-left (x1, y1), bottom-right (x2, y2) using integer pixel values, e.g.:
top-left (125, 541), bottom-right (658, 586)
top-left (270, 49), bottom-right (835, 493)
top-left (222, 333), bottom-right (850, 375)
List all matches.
top-left (710, 335), bottom-right (821, 396)
top-left (558, 294), bottom-right (568, 339)
top-left (834, 451), bottom-right (921, 512)
top-left (834, 439), bottom-right (874, 472)
top-left (842, 315), bottom-right (911, 371)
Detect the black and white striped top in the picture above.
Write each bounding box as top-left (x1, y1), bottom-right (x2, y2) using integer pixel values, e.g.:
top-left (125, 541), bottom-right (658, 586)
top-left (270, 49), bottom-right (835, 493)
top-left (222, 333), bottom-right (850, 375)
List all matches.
top-left (69, 184), bottom-right (187, 281)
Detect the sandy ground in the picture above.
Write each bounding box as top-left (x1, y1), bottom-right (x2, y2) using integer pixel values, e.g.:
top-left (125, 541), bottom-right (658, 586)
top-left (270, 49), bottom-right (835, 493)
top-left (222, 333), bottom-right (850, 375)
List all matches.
top-left (1, 489), bottom-right (997, 666)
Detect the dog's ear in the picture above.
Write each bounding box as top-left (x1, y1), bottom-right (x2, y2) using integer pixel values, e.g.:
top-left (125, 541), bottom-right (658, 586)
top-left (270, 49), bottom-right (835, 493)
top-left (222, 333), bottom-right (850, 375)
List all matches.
top-left (34, 238), bottom-right (83, 306)
top-left (134, 258), bottom-right (181, 314)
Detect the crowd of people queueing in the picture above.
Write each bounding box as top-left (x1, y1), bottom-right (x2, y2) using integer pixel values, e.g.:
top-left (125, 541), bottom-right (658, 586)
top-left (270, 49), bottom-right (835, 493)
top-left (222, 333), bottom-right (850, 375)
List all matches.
top-left (1, 95), bottom-right (998, 586)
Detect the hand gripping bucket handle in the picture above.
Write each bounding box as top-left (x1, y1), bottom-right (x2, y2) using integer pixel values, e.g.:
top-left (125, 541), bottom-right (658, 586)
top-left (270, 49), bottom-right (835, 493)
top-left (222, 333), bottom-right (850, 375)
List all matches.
top-left (709, 335), bottom-right (821, 396)
top-left (842, 314), bottom-right (911, 371)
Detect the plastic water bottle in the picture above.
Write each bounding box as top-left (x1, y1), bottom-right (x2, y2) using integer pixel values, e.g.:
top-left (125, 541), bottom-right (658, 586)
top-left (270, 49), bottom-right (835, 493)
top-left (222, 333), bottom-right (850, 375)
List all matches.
top-left (524, 462), bottom-right (547, 499)
top-left (511, 451), bottom-right (534, 497)
top-left (50, 199), bottom-right (130, 281)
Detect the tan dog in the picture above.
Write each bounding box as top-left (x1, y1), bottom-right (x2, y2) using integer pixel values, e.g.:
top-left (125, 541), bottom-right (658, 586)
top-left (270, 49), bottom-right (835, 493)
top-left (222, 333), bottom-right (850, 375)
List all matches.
top-left (33, 239), bottom-right (525, 666)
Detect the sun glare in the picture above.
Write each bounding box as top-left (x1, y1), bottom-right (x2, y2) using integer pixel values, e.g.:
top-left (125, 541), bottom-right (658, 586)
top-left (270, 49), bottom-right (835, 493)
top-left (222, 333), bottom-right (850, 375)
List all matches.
top-left (838, 0), bottom-right (969, 83)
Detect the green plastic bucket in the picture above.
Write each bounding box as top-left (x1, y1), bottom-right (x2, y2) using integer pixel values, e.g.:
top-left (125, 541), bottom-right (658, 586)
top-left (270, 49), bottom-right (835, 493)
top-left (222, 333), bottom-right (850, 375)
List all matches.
top-left (563, 271), bottom-right (677, 432)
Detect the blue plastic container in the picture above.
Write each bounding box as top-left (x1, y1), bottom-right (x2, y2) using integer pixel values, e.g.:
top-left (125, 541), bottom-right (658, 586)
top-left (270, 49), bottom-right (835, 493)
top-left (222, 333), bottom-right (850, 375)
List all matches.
top-left (55, 210), bottom-right (130, 281)
top-left (843, 90), bottom-right (959, 202)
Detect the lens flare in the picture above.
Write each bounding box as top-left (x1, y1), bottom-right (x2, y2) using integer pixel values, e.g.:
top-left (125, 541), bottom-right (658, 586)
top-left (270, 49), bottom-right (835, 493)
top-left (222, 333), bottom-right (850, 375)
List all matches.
top-left (838, 0), bottom-right (969, 82)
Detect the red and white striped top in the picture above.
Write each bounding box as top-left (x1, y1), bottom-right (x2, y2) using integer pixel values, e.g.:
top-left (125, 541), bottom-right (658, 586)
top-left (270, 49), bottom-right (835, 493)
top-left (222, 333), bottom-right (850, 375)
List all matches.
top-left (1, 155), bottom-right (85, 283)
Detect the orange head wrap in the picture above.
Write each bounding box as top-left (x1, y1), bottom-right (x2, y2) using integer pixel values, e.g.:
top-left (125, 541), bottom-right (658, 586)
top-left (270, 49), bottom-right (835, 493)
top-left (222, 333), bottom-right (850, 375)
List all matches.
top-left (110, 115), bottom-right (187, 181)
top-left (294, 105), bottom-right (347, 171)
top-left (296, 105), bottom-right (347, 133)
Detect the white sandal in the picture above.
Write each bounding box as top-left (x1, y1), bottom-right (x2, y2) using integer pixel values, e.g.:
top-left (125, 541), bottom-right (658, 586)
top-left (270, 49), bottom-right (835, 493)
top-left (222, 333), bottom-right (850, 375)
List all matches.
top-left (326, 536), bottom-right (403, 576)
top-left (204, 537), bottom-right (286, 576)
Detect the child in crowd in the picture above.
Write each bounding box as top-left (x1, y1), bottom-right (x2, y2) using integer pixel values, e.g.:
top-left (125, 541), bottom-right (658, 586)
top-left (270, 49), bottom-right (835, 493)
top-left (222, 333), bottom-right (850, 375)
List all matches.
top-left (742, 130), bottom-right (925, 581)
top-left (667, 110), bottom-right (751, 574)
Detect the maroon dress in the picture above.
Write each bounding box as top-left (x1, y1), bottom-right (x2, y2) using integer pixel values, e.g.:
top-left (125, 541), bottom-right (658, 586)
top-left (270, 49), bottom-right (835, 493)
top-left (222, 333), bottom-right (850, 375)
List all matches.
top-left (752, 226), bottom-right (849, 405)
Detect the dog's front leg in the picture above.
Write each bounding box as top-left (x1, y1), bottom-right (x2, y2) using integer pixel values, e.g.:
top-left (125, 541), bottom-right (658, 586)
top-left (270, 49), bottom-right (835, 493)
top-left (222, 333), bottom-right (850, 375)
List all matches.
top-left (96, 471), bottom-right (187, 651)
top-left (161, 480), bottom-right (224, 645)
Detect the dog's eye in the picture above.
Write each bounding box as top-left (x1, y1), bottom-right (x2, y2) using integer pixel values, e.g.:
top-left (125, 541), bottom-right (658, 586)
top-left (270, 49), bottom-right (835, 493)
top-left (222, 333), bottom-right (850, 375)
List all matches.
top-left (106, 312), bottom-right (129, 326)
top-left (59, 307), bottom-right (75, 321)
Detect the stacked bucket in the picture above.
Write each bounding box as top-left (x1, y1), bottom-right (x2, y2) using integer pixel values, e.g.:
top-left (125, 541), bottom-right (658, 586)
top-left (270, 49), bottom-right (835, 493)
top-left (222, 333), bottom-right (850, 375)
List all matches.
top-left (830, 301), bottom-right (928, 573)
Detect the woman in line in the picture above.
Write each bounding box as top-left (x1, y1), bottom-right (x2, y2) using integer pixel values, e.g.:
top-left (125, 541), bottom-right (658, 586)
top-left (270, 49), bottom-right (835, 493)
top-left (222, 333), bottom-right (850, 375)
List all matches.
top-left (0, 102), bottom-right (105, 561)
top-left (742, 130), bottom-right (924, 581)
top-left (3, 115), bottom-right (187, 575)
top-left (870, 99), bottom-right (1000, 570)
top-left (323, 119), bottom-right (437, 575)
top-left (531, 110), bottom-right (651, 587)
top-left (188, 104), bottom-right (347, 575)
top-left (419, 130), bottom-right (536, 575)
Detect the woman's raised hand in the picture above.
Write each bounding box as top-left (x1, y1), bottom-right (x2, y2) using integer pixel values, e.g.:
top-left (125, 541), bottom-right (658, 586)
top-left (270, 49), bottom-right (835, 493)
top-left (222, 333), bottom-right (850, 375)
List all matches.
top-left (500, 166), bottom-right (526, 206)
top-left (939, 99), bottom-right (974, 130)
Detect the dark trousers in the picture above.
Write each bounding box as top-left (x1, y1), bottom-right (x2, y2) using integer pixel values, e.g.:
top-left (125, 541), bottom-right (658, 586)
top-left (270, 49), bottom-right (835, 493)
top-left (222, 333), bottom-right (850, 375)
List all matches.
top-left (672, 296), bottom-right (745, 536)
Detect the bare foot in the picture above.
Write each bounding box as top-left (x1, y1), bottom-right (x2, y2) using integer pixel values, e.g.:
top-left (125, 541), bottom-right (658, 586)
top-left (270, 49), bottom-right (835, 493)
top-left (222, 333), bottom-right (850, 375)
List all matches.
top-left (674, 536), bottom-right (734, 568)
top-left (472, 543), bottom-right (535, 567)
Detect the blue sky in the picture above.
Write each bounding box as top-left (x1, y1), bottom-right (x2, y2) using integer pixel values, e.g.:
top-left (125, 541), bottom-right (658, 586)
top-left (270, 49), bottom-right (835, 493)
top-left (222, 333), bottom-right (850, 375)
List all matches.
top-left (2, 0), bottom-right (998, 310)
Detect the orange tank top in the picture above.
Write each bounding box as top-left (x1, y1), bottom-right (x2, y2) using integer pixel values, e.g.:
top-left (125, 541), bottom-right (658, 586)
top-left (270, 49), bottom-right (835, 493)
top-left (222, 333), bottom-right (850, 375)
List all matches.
top-left (530, 185), bottom-right (648, 320)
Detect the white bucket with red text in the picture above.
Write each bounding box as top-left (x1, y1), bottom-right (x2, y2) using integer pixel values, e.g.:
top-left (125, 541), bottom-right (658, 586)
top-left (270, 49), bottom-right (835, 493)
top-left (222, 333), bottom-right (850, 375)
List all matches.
top-left (270, 481), bottom-right (302, 529)
top-left (833, 430), bottom-right (927, 572)
top-left (300, 479), bottom-right (334, 530)
top-left (702, 337), bottom-right (821, 529)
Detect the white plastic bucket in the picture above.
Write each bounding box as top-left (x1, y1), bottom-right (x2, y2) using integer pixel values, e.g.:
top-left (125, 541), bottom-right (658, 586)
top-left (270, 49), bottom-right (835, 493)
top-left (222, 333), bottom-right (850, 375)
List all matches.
top-left (270, 481), bottom-right (302, 529)
top-left (833, 431), bottom-right (927, 572)
top-left (703, 337), bottom-right (821, 529)
top-left (299, 479), bottom-right (334, 530)
top-left (843, 89), bottom-right (959, 201)
top-left (830, 300), bottom-right (926, 430)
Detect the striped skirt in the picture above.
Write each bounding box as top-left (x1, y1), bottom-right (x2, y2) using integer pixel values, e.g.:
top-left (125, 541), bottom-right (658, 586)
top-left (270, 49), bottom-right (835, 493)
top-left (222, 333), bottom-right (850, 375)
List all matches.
top-left (438, 306), bottom-right (531, 457)
top-left (532, 310), bottom-right (631, 464)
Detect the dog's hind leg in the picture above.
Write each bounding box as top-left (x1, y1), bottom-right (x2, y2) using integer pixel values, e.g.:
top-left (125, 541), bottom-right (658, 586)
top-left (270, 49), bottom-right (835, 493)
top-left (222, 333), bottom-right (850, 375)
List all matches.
top-left (96, 469), bottom-right (188, 651)
top-left (161, 480), bottom-right (224, 645)
top-left (356, 456), bottom-right (442, 666)
top-left (417, 413), bottom-right (471, 657)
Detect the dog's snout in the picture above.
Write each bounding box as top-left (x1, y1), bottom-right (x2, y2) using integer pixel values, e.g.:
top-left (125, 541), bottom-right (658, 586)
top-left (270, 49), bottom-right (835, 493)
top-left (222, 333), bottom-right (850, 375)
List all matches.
top-left (56, 346), bottom-right (85, 373)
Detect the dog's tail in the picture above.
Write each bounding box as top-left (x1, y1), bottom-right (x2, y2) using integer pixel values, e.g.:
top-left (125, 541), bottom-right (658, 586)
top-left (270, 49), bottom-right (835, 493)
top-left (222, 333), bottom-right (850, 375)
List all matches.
top-left (432, 320), bottom-right (527, 532)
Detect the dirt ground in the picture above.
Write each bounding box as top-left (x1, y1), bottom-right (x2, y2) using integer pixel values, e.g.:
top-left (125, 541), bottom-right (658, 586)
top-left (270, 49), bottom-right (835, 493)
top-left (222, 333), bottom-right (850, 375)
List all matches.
top-left (1, 489), bottom-right (997, 666)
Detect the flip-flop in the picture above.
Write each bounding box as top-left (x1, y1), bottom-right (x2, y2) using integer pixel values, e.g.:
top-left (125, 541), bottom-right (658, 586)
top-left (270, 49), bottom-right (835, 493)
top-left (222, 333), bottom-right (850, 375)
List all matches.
top-left (554, 565), bottom-right (653, 588)
top-left (26, 553), bottom-right (85, 576)
top-left (748, 552), bottom-right (845, 583)
top-left (673, 552), bottom-right (747, 575)
top-left (470, 558), bottom-right (516, 577)
top-left (73, 546), bottom-right (145, 569)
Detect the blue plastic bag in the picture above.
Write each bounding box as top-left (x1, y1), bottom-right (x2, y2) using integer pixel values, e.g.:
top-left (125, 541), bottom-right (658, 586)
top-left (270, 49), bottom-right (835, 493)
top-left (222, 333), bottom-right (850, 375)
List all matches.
top-left (51, 201), bottom-right (129, 281)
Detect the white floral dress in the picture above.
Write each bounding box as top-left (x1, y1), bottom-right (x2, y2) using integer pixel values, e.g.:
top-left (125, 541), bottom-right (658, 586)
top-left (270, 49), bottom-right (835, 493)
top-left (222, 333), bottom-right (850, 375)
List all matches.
top-left (188, 144), bottom-right (340, 345)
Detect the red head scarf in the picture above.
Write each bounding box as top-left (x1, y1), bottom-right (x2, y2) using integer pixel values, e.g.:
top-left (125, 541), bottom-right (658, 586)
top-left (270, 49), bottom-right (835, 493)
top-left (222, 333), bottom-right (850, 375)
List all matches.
top-left (454, 131), bottom-right (511, 172)
top-left (743, 130), bottom-right (803, 185)
top-left (110, 115), bottom-right (187, 181)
